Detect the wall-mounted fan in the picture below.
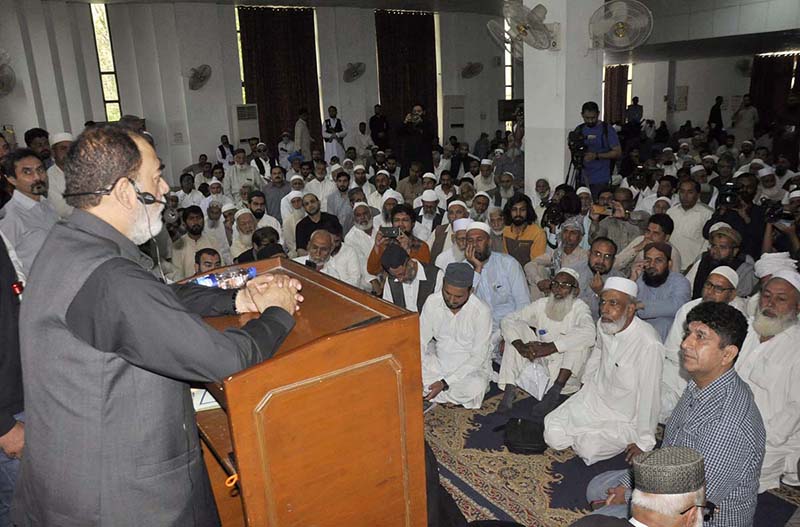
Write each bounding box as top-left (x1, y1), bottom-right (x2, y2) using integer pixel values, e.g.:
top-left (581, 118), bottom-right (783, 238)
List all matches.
top-left (461, 62), bottom-right (484, 79)
top-left (0, 50), bottom-right (15, 98)
top-left (486, 2), bottom-right (560, 62)
top-left (188, 64), bottom-right (212, 91)
top-left (343, 62), bottom-right (366, 83)
top-left (589, 0), bottom-right (653, 52)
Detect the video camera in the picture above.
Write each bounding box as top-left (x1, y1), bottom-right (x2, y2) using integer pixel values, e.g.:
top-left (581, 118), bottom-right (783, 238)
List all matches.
top-left (718, 181), bottom-right (740, 207)
top-left (762, 198), bottom-right (795, 224)
top-left (567, 130), bottom-right (587, 169)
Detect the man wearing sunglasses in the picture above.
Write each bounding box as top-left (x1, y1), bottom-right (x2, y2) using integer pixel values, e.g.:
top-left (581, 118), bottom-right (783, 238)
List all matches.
top-left (585, 302), bottom-right (765, 526)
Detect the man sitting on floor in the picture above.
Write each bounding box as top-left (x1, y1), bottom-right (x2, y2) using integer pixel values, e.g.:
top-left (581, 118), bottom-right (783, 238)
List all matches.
top-left (381, 244), bottom-right (441, 313)
top-left (498, 268), bottom-right (596, 416)
top-left (544, 277), bottom-right (663, 465)
top-left (419, 263), bottom-right (493, 409)
top-left (586, 302), bottom-right (765, 526)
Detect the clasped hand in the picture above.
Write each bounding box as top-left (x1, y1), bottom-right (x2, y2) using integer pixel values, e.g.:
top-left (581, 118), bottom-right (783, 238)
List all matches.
top-left (236, 273), bottom-right (304, 316)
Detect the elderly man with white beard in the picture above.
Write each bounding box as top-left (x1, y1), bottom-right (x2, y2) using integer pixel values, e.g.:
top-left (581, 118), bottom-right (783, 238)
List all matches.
top-left (434, 218), bottom-right (471, 271)
top-left (345, 201), bottom-right (380, 293)
top-left (659, 266), bottom-right (746, 423)
top-left (204, 201), bottom-right (232, 265)
top-left (745, 251), bottom-right (798, 318)
top-left (498, 268), bottom-right (596, 415)
top-left (229, 209), bottom-right (257, 260)
top-left (281, 191), bottom-right (305, 257)
top-left (544, 277), bottom-right (664, 465)
top-left (525, 216), bottom-right (588, 302)
top-left (293, 230), bottom-right (341, 279)
top-left (413, 189), bottom-right (445, 242)
top-left (736, 269), bottom-right (800, 492)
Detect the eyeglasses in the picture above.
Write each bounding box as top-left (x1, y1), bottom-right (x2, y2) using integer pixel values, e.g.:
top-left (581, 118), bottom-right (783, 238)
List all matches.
top-left (551, 280), bottom-right (576, 289)
top-left (703, 281), bottom-right (735, 293)
top-left (680, 501), bottom-right (716, 522)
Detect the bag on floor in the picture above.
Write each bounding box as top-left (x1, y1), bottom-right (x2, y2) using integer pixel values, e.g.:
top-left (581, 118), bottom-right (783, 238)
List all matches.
top-left (503, 417), bottom-right (547, 455)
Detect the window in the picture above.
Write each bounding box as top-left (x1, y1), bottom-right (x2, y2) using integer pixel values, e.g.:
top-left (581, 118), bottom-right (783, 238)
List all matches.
top-left (503, 19), bottom-right (515, 131)
top-left (236, 9), bottom-right (246, 102)
top-left (90, 4), bottom-right (121, 122)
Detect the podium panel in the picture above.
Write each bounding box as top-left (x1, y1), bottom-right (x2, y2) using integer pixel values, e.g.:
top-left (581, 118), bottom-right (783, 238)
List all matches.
top-left (193, 258), bottom-right (427, 527)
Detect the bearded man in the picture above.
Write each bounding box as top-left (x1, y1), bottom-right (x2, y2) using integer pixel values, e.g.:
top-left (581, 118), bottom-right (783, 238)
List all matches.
top-left (498, 268), bottom-right (596, 415)
top-left (203, 201), bottom-right (232, 265)
top-left (525, 216), bottom-right (588, 301)
top-left (229, 209), bottom-right (257, 260)
top-left (345, 201), bottom-right (380, 293)
top-left (413, 189), bottom-right (445, 242)
top-left (544, 277), bottom-right (663, 465)
top-left (434, 218), bottom-right (471, 272)
top-left (737, 270), bottom-right (800, 492)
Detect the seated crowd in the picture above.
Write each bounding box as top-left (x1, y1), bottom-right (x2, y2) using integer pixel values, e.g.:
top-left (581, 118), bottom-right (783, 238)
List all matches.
top-left (2, 94), bottom-right (800, 526)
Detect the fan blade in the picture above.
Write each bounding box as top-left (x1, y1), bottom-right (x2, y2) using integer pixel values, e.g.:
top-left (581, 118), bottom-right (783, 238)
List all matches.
top-left (611, 34), bottom-right (631, 49)
top-left (503, 1), bottom-right (529, 23)
top-left (609, 1), bottom-right (628, 19)
top-left (486, 19), bottom-right (512, 51)
top-left (592, 15), bottom-right (618, 36)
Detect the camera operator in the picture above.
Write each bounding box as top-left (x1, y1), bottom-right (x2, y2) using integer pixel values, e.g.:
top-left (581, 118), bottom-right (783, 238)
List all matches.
top-left (571, 101), bottom-right (621, 199)
top-left (762, 189), bottom-right (800, 258)
top-left (702, 173), bottom-right (766, 261)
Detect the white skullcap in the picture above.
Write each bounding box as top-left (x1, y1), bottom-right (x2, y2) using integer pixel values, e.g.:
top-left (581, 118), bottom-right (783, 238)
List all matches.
top-left (709, 265), bottom-right (739, 289)
top-left (221, 203), bottom-right (237, 213)
top-left (757, 166), bottom-right (775, 177)
top-left (493, 148), bottom-right (504, 154)
top-left (376, 150), bottom-right (385, 155)
top-left (209, 177), bottom-right (222, 186)
top-left (603, 277), bottom-right (638, 298)
top-left (750, 158), bottom-right (765, 167)
top-left (330, 163), bottom-right (343, 173)
top-left (50, 132), bottom-right (74, 145)
top-left (422, 172), bottom-right (437, 181)
top-left (480, 159), bottom-right (492, 166)
top-left (353, 164), bottom-right (366, 172)
top-left (421, 189), bottom-right (438, 202)
top-left (342, 158), bottom-right (354, 165)
top-left (474, 191), bottom-right (491, 201)
top-left (376, 169), bottom-right (390, 177)
top-left (555, 267), bottom-right (580, 283)
top-left (702, 154), bottom-right (719, 162)
top-left (742, 140), bottom-right (754, 146)
top-left (501, 171), bottom-right (514, 178)
top-left (654, 196), bottom-right (672, 205)
top-left (662, 147), bottom-right (673, 152)
top-left (287, 190), bottom-right (303, 200)
top-left (709, 222), bottom-right (732, 233)
top-left (352, 201), bottom-right (370, 211)
top-left (789, 189), bottom-right (800, 200)
top-left (576, 186), bottom-right (591, 196)
top-left (690, 165), bottom-right (706, 175)
top-left (466, 221), bottom-right (491, 235)
top-left (256, 142), bottom-right (266, 148)
top-left (234, 208), bottom-right (253, 220)
top-left (755, 252), bottom-right (798, 278)
top-left (448, 200), bottom-right (468, 211)
top-left (302, 191), bottom-right (319, 200)
top-left (289, 174), bottom-right (304, 182)
top-left (770, 269), bottom-right (800, 294)
top-left (452, 218), bottom-right (473, 232)
top-left (680, 142), bottom-right (690, 148)
top-left (381, 190), bottom-right (403, 206)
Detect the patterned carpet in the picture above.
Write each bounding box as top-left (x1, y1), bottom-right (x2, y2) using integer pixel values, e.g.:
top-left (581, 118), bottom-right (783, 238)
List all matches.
top-left (424, 387), bottom-right (800, 526)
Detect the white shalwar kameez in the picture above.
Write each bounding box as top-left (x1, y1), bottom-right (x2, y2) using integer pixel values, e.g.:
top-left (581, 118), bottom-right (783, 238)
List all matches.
top-left (419, 293), bottom-right (493, 409)
top-left (499, 297), bottom-right (596, 396)
top-left (544, 316), bottom-right (664, 465)
top-left (736, 323), bottom-right (800, 492)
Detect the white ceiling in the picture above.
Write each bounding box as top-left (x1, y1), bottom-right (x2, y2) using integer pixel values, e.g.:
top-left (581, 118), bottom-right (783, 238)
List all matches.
top-left (69, 0), bottom-right (504, 15)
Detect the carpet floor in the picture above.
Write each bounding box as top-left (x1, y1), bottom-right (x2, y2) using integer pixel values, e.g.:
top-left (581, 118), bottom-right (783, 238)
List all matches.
top-left (424, 386), bottom-right (800, 526)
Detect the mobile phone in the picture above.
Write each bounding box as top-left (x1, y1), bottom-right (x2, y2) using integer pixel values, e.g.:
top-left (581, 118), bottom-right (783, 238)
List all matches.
top-left (380, 226), bottom-right (400, 238)
top-left (591, 204), bottom-right (612, 216)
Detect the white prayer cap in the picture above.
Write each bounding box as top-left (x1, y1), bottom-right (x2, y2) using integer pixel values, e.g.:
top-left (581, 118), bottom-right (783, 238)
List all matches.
top-left (466, 221), bottom-right (491, 235)
top-left (352, 201), bottom-right (370, 212)
top-left (302, 191), bottom-right (319, 200)
top-left (376, 150), bottom-right (386, 156)
top-left (709, 222), bottom-right (732, 234)
top-left (376, 169), bottom-right (390, 177)
top-left (330, 163), bottom-right (343, 173)
top-left (353, 164), bottom-right (366, 172)
top-left (654, 196), bottom-right (672, 205)
top-left (50, 132), bottom-right (74, 145)
top-left (758, 166), bottom-right (775, 178)
top-left (289, 174), bottom-right (304, 182)
top-left (576, 186), bottom-right (591, 196)
top-left (474, 191), bottom-right (491, 201)
top-left (480, 159), bottom-right (492, 166)
top-left (452, 218), bottom-right (473, 232)
top-left (501, 171), bottom-right (514, 178)
top-left (256, 142), bottom-right (267, 148)
top-left (555, 267), bottom-right (580, 283)
top-left (702, 154), bottom-right (719, 162)
top-left (603, 277), bottom-right (638, 298)
top-left (381, 189), bottom-right (403, 206)
top-left (421, 189), bottom-right (438, 202)
top-left (690, 165), bottom-right (706, 175)
top-left (221, 203), bottom-right (237, 213)
top-left (342, 158), bottom-right (354, 166)
top-left (750, 158), bottom-right (765, 167)
top-left (679, 142), bottom-right (690, 148)
top-left (422, 172), bottom-right (437, 181)
top-left (287, 190), bottom-right (304, 200)
top-left (209, 177), bottom-right (222, 186)
top-left (234, 208), bottom-right (253, 220)
top-left (789, 189), bottom-right (800, 200)
top-left (709, 266), bottom-right (739, 289)
top-left (742, 140), bottom-right (754, 146)
top-left (770, 269), bottom-right (800, 294)
top-left (662, 147), bottom-right (674, 152)
top-left (447, 200), bottom-right (469, 211)
top-left (493, 148), bottom-right (505, 155)
top-left (754, 252), bottom-right (798, 278)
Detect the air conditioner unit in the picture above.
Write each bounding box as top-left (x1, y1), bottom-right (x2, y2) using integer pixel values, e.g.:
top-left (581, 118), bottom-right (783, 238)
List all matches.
top-left (235, 103), bottom-right (259, 145)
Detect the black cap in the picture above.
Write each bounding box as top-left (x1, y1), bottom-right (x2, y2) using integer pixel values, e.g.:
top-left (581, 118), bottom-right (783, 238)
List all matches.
top-left (381, 243), bottom-right (409, 269)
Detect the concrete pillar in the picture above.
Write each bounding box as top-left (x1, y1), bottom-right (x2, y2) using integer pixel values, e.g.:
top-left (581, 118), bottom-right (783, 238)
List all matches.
top-left (522, 0), bottom-right (603, 192)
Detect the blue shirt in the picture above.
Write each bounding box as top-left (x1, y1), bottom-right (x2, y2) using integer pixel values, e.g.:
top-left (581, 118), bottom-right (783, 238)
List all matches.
top-left (581, 122), bottom-right (620, 185)
top-left (635, 271), bottom-right (691, 342)
top-left (471, 252), bottom-right (530, 330)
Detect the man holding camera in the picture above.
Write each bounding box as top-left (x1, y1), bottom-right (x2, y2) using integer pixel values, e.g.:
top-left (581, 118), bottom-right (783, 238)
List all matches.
top-left (703, 172), bottom-right (765, 261)
top-left (572, 101), bottom-right (621, 199)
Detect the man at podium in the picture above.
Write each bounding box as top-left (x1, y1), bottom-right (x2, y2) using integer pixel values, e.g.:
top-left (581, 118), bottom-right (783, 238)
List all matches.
top-left (12, 125), bottom-right (302, 526)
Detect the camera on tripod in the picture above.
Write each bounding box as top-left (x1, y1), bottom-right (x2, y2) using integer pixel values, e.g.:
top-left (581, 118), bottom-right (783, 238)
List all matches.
top-left (567, 130), bottom-right (587, 169)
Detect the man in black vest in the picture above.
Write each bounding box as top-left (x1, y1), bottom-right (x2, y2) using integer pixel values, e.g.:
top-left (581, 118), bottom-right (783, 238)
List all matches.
top-left (380, 244), bottom-right (440, 313)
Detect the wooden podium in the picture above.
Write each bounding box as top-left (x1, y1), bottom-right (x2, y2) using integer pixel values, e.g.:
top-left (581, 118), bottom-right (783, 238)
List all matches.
top-left (194, 258), bottom-right (427, 526)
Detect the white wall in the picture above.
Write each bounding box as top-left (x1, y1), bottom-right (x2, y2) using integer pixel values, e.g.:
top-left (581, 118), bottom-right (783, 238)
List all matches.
top-left (642, 0), bottom-right (800, 44)
top-left (630, 61), bottom-right (669, 124)
top-left (438, 12), bottom-right (506, 146)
